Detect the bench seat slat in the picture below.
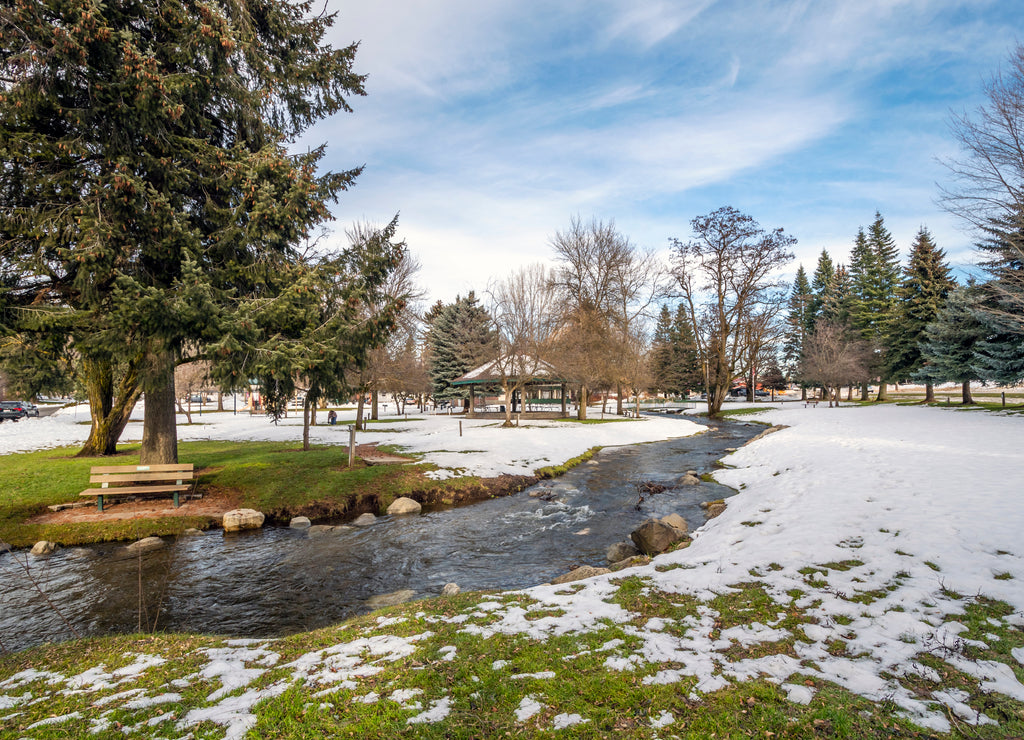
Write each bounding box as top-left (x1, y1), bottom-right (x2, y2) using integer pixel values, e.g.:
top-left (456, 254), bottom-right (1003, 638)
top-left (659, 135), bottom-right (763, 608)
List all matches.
top-left (89, 464), bottom-right (193, 474)
top-left (89, 471), bottom-right (194, 484)
top-left (81, 484), bottom-right (190, 497)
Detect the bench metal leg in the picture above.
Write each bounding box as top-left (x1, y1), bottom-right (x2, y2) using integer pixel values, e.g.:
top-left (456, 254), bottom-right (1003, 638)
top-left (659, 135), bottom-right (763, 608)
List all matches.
top-left (97, 494), bottom-right (104, 512)
top-left (173, 491), bottom-right (180, 507)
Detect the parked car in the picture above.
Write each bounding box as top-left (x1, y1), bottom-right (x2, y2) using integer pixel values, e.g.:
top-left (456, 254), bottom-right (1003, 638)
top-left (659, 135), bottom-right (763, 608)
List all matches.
top-left (0, 401), bottom-right (28, 422)
top-left (21, 401), bottom-right (39, 416)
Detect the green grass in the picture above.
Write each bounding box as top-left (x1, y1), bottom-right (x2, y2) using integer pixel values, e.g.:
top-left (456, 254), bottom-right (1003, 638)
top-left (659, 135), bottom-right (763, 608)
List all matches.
top-left (6, 580), bottom-right (1014, 738)
top-left (0, 441), bottom-right (528, 547)
top-left (535, 446), bottom-right (602, 478)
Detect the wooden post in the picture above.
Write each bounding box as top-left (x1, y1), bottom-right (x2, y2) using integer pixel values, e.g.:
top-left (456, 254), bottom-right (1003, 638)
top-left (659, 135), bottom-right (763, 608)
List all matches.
top-left (348, 424), bottom-right (356, 468)
top-left (1002, 392), bottom-right (1006, 407)
top-left (459, 420), bottom-right (462, 437)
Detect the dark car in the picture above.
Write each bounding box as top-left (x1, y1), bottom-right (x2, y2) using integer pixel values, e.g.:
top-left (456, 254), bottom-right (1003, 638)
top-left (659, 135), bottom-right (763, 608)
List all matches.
top-left (0, 401), bottom-right (28, 422)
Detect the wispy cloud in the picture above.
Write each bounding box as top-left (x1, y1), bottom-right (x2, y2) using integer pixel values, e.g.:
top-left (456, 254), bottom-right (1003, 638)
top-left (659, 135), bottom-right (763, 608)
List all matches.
top-left (310, 0), bottom-right (1024, 302)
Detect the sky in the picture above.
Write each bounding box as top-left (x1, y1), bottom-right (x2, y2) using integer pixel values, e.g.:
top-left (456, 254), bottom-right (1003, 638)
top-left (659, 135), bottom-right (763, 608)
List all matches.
top-left (301, 0), bottom-right (1024, 306)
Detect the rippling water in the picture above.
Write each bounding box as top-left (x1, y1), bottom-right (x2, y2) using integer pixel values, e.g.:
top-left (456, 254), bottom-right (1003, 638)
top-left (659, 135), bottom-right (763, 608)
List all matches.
top-left (0, 417), bottom-right (761, 652)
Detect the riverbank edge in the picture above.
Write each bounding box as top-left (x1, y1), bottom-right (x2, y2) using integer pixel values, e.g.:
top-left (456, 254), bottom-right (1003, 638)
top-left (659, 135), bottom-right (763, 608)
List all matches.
top-left (2, 445), bottom-right (607, 551)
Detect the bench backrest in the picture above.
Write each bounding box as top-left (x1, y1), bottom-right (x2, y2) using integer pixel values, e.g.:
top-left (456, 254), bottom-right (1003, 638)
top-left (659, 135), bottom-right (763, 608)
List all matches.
top-left (89, 464), bottom-right (193, 487)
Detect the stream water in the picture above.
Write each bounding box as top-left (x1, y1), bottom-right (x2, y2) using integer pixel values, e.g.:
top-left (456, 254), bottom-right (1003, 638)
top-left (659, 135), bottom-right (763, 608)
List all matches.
top-left (0, 417), bottom-right (762, 653)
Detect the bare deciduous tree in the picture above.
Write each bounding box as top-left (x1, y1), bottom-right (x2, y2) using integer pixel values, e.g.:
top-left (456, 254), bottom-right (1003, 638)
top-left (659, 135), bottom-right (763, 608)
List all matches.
top-left (939, 44), bottom-right (1024, 330)
top-left (550, 216), bottom-right (665, 418)
top-left (671, 207), bottom-right (795, 417)
top-left (487, 264), bottom-right (559, 427)
top-left (799, 322), bottom-right (871, 407)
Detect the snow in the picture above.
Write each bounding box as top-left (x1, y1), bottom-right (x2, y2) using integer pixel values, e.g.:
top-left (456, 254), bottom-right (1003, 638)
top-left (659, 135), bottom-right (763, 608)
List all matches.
top-left (0, 402), bottom-right (703, 482)
top-left (3, 403), bottom-right (1024, 735)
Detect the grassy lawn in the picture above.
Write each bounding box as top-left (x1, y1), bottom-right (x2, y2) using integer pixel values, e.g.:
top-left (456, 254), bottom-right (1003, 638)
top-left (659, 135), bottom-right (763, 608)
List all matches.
top-left (0, 441), bottom-right (529, 548)
top-left (2, 581), bottom-right (1019, 738)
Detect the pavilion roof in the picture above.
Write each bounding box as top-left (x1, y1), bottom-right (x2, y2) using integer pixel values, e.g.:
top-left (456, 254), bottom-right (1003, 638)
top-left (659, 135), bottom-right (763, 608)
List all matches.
top-left (450, 356), bottom-right (565, 385)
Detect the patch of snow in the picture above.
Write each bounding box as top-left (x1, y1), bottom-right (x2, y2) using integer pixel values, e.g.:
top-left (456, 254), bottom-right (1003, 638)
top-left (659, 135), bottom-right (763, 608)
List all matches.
top-left (552, 712), bottom-right (588, 729)
top-left (515, 695), bottom-right (543, 721)
top-left (407, 696), bottom-right (451, 724)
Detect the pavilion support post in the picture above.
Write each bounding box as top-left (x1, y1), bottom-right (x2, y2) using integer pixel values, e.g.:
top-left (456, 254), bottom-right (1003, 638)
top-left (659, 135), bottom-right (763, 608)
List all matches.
top-left (561, 383), bottom-right (567, 416)
top-left (468, 385), bottom-right (476, 417)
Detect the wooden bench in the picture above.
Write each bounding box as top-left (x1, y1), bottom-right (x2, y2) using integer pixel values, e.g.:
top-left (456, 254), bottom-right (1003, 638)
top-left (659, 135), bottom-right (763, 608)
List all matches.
top-left (805, 399), bottom-right (819, 408)
top-left (80, 464), bottom-right (195, 512)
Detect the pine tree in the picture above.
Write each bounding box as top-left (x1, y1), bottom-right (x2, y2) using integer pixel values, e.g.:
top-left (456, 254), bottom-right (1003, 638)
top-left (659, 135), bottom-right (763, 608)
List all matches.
top-left (426, 293), bottom-right (495, 403)
top-left (821, 264), bottom-right (854, 327)
top-left (670, 303), bottom-right (704, 394)
top-left (782, 265), bottom-right (812, 386)
top-left (918, 285), bottom-right (987, 404)
top-left (649, 304), bottom-right (675, 396)
top-left (808, 250), bottom-right (836, 329)
top-left (0, 0), bottom-right (366, 461)
top-left (973, 215), bottom-right (1024, 383)
top-left (849, 214), bottom-right (902, 399)
top-left (889, 228), bottom-right (954, 401)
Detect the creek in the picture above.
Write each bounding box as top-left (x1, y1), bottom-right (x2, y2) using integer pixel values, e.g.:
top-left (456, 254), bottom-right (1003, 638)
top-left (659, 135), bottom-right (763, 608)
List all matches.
top-left (0, 417), bottom-right (762, 653)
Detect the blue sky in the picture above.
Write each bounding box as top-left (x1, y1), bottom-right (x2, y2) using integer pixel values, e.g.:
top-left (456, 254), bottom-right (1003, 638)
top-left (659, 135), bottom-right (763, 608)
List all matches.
top-left (306, 0), bottom-right (1024, 305)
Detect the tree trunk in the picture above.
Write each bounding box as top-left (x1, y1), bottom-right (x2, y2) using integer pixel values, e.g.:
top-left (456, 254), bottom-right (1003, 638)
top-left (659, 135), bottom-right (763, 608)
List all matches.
top-left (615, 384), bottom-right (623, 416)
top-left (876, 382), bottom-right (888, 402)
top-left (302, 397), bottom-right (312, 451)
top-left (924, 383), bottom-right (935, 403)
top-left (140, 346), bottom-right (178, 464)
top-left (961, 381), bottom-right (973, 404)
top-left (860, 382), bottom-right (869, 402)
top-left (578, 384), bottom-right (588, 420)
top-left (217, 391), bottom-right (224, 412)
top-left (355, 393), bottom-right (365, 431)
top-left (847, 385), bottom-right (853, 401)
top-left (502, 383), bottom-right (514, 427)
top-left (801, 386), bottom-right (807, 401)
top-left (371, 389), bottom-right (379, 420)
top-left (77, 356), bottom-right (142, 457)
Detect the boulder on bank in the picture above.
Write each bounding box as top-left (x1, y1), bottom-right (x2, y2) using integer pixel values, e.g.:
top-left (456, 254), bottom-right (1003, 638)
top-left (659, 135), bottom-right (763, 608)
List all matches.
top-left (125, 536), bottom-right (165, 554)
top-left (441, 583), bottom-right (461, 596)
top-left (610, 555), bottom-right (650, 572)
top-left (606, 541), bottom-right (641, 564)
top-left (30, 540), bottom-right (57, 556)
top-left (366, 589), bottom-right (416, 608)
top-left (308, 524), bottom-right (340, 537)
top-left (630, 518), bottom-right (690, 556)
top-left (352, 513), bottom-right (377, 527)
top-left (551, 565), bottom-right (611, 585)
top-left (660, 513), bottom-right (688, 534)
top-left (289, 516), bottom-right (312, 529)
top-left (701, 499), bottom-right (727, 519)
top-left (223, 509), bottom-right (265, 532)
top-left (387, 497), bottom-right (422, 515)
top-left (677, 473), bottom-right (701, 486)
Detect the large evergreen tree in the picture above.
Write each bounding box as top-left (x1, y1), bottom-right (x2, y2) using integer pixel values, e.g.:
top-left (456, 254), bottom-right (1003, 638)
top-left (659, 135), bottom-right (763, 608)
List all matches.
top-left (889, 227), bottom-right (954, 401)
top-left (782, 265), bottom-right (812, 380)
top-left (918, 285), bottom-right (987, 404)
top-left (0, 0), bottom-right (365, 461)
top-left (425, 293), bottom-right (495, 404)
top-left (648, 304), bottom-right (675, 396)
top-left (670, 303), bottom-right (703, 395)
top-left (808, 249), bottom-right (835, 329)
top-left (849, 214), bottom-right (901, 400)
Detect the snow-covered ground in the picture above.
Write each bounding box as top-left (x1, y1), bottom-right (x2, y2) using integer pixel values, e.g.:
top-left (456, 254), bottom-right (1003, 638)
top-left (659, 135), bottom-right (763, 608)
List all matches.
top-left (0, 403), bottom-right (706, 478)
top-left (2, 403), bottom-right (1024, 736)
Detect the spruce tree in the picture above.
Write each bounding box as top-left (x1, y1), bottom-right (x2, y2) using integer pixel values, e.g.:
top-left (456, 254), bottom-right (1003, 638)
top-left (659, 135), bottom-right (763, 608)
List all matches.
top-left (918, 285), bottom-right (986, 404)
top-left (426, 293), bottom-right (495, 403)
top-left (808, 249), bottom-right (836, 329)
top-left (649, 304), bottom-right (675, 396)
top-left (0, 0), bottom-right (366, 461)
top-left (849, 214), bottom-right (901, 400)
top-left (670, 303), bottom-right (704, 395)
top-left (782, 265), bottom-right (812, 387)
top-left (889, 228), bottom-right (954, 401)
